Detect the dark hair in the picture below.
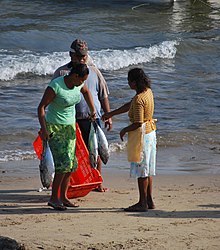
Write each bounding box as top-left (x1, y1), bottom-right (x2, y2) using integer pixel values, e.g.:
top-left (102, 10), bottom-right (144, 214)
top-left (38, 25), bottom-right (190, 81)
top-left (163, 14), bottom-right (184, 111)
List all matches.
top-left (128, 68), bottom-right (151, 93)
top-left (69, 63), bottom-right (89, 78)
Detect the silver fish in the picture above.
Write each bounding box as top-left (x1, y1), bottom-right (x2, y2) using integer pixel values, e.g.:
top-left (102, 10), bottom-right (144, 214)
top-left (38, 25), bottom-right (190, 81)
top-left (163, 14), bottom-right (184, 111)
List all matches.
top-left (88, 122), bottom-right (99, 168)
top-left (39, 140), bottom-right (55, 189)
top-left (93, 121), bottom-right (109, 165)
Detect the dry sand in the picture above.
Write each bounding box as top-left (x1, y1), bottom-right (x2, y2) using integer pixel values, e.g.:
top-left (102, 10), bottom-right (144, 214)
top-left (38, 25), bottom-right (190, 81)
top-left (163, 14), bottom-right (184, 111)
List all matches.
top-left (0, 162), bottom-right (220, 250)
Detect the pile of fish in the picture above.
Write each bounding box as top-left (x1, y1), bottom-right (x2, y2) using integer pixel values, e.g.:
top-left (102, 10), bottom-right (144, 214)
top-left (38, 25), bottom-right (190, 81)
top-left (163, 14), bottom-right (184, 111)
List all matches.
top-left (39, 140), bottom-right (55, 189)
top-left (88, 121), bottom-right (109, 168)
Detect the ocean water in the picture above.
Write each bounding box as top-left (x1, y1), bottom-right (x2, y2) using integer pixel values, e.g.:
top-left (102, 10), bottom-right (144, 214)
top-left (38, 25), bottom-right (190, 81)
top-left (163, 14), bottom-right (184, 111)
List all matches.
top-left (0, 0), bottom-right (219, 174)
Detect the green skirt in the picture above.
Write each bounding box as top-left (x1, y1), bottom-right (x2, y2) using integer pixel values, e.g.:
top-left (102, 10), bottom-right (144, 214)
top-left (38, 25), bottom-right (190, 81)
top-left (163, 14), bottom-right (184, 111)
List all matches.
top-left (46, 122), bottom-right (78, 173)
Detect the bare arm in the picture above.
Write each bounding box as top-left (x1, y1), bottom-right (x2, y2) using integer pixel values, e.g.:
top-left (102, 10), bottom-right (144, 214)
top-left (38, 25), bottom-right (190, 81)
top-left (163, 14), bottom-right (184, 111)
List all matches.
top-left (100, 97), bottom-right (112, 131)
top-left (102, 101), bottom-right (131, 121)
top-left (37, 87), bottom-right (56, 140)
top-left (81, 85), bottom-right (96, 119)
top-left (102, 100), bottom-right (142, 141)
top-left (120, 122), bottom-right (142, 141)
top-left (93, 65), bottom-right (113, 130)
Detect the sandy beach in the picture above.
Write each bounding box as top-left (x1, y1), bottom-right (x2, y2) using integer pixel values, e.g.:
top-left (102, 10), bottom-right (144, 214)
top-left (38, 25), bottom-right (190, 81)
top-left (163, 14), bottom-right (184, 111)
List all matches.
top-left (1, 0), bottom-right (220, 249)
top-left (0, 159), bottom-right (220, 250)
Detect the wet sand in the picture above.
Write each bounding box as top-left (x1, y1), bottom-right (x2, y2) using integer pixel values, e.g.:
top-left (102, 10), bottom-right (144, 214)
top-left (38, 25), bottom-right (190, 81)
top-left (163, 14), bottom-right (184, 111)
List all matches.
top-left (0, 160), bottom-right (220, 250)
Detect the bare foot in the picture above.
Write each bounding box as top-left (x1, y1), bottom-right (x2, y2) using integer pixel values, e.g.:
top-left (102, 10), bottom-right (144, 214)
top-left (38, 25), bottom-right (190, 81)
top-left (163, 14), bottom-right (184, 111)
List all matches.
top-left (147, 197), bottom-right (155, 209)
top-left (124, 203), bottom-right (148, 212)
top-left (147, 201), bottom-right (155, 209)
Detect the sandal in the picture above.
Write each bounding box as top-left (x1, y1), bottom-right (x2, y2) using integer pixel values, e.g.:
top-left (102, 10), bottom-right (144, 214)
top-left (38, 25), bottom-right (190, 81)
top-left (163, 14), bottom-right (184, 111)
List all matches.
top-left (62, 201), bottom-right (79, 208)
top-left (48, 201), bottom-right (67, 211)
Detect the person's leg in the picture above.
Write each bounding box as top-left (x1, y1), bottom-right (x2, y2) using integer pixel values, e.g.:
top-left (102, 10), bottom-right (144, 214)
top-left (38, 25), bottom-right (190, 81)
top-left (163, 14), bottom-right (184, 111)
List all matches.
top-left (77, 119), bottom-right (91, 148)
top-left (138, 177), bottom-right (148, 209)
top-left (78, 119), bottom-right (108, 192)
top-left (95, 119), bottom-right (109, 192)
top-left (147, 176), bottom-right (155, 209)
top-left (48, 173), bottom-right (67, 210)
top-left (124, 177), bottom-right (148, 212)
top-left (59, 172), bottom-right (71, 202)
top-left (49, 172), bottom-right (64, 204)
top-left (95, 157), bottom-right (108, 192)
top-left (59, 172), bottom-right (78, 207)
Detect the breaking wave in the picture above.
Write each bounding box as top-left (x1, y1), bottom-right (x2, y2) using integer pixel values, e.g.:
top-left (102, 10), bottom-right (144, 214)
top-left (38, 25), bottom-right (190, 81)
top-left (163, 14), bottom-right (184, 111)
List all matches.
top-left (0, 40), bottom-right (178, 81)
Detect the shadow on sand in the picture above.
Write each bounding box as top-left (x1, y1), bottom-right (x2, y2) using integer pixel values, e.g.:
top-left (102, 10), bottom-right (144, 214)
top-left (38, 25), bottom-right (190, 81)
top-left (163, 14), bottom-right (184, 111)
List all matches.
top-left (0, 189), bottom-right (219, 218)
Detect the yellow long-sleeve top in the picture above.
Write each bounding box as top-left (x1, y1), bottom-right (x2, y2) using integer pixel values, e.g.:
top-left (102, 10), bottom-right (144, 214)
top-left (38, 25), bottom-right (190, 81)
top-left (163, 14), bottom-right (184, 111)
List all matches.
top-left (128, 88), bottom-right (156, 134)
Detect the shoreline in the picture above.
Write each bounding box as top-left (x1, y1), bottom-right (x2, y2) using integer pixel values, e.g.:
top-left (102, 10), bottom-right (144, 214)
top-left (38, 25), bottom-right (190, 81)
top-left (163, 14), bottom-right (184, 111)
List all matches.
top-left (0, 162), bottom-right (220, 249)
top-left (1, 140), bottom-right (219, 176)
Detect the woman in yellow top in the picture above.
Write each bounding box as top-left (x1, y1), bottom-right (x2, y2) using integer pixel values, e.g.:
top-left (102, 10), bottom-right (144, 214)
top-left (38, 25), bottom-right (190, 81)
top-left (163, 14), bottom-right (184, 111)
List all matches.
top-left (102, 68), bottom-right (157, 212)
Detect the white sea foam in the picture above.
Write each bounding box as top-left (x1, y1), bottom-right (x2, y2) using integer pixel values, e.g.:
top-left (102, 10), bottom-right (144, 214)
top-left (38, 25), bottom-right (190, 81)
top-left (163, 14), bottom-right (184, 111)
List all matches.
top-left (0, 142), bottom-right (126, 162)
top-left (109, 141), bottom-right (127, 153)
top-left (0, 149), bottom-right (36, 162)
top-left (0, 49), bottom-right (68, 81)
top-left (0, 40), bottom-right (178, 81)
top-left (93, 40), bottom-right (178, 70)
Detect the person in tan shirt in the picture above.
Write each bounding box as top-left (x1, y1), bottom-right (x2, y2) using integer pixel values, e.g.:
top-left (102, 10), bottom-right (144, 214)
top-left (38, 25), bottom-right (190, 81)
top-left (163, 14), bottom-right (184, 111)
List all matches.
top-left (102, 68), bottom-right (157, 212)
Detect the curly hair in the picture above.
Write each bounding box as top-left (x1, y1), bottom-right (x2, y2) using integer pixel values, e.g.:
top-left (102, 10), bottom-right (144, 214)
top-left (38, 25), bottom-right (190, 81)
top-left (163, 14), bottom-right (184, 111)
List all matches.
top-left (128, 68), bottom-right (151, 93)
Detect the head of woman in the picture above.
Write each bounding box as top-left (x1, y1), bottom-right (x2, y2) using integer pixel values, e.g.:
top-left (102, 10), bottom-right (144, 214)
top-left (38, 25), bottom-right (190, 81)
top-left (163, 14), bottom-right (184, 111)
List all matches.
top-left (69, 63), bottom-right (89, 86)
top-left (128, 68), bottom-right (151, 93)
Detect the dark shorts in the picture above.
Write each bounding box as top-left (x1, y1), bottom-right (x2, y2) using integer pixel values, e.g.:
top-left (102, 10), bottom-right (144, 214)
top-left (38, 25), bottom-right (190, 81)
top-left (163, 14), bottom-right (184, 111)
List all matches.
top-left (76, 118), bottom-right (101, 148)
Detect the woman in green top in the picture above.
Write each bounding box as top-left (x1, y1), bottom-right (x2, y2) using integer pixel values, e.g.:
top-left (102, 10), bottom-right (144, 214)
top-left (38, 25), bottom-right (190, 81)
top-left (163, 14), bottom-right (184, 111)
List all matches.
top-left (38, 63), bottom-right (96, 211)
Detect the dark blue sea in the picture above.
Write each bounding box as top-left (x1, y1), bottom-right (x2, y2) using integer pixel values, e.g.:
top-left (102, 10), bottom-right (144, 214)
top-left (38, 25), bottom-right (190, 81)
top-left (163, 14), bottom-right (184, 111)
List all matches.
top-left (0, 0), bottom-right (220, 174)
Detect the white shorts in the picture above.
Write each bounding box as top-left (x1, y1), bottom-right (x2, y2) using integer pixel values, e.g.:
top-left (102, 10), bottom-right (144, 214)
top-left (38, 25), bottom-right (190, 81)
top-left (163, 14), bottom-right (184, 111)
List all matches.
top-left (130, 130), bottom-right (157, 178)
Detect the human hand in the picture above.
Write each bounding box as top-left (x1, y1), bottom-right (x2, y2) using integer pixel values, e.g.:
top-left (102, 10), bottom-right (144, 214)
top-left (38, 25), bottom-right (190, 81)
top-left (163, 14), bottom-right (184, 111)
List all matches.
top-left (120, 128), bottom-right (126, 141)
top-left (104, 118), bottom-right (112, 131)
top-left (89, 112), bottom-right (97, 121)
top-left (40, 129), bottom-right (50, 141)
top-left (102, 112), bottom-right (112, 121)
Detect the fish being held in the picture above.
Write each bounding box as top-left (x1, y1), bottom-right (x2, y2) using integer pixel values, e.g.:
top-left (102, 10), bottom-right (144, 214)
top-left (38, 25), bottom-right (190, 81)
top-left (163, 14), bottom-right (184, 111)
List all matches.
top-left (39, 140), bottom-right (55, 189)
top-left (93, 121), bottom-right (109, 165)
top-left (88, 122), bottom-right (99, 168)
